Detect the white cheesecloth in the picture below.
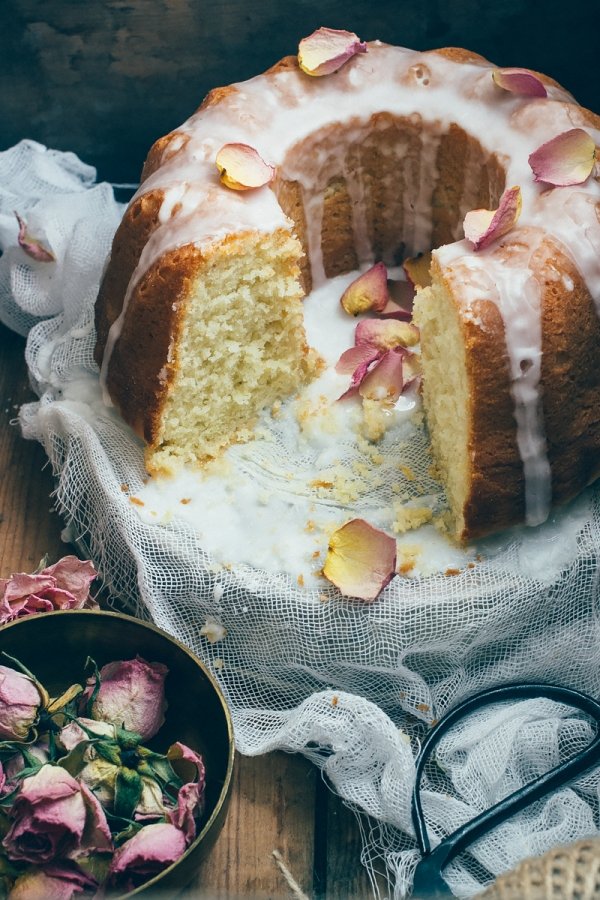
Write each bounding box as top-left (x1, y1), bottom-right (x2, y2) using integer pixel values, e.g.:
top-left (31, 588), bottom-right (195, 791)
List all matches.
top-left (1, 139), bottom-right (600, 898)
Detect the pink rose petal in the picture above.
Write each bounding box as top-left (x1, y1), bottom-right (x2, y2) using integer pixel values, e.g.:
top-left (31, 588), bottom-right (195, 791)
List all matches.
top-left (528, 128), bottom-right (596, 186)
top-left (337, 353), bottom-right (384, 401)
top-left (215, 143), bottom-right (275, 191)
top-left (492, 67), bottom-right (547, 97)
top-left (335, 343), bottom-right (383, 376)
top-left (463, 185), bottom-right (522, 250)
top-left (340, 262), bottom-right (390, 316)
top-left (14, 211), bottom-right (55, 262)
top-left (298, 27), bottom-right (367, 77)
top-left (358, 349), bottom-right (406, 403)
top-left (323, 519), bottom-right (397, 601)
top-left (167, 781), bottom-right (203, 845)
top-left (355, 319), bottom-right (419, 350)
top-left (379, 298), bottom-right (413, 321)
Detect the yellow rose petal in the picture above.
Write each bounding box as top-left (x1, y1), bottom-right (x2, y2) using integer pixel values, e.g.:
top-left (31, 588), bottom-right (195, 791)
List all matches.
top-left (323, 519), bottom-right (397, 601)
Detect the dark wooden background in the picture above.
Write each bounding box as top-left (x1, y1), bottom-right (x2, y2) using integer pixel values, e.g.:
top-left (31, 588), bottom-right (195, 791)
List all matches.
top-left (2, 0), bottom-right (599, 184)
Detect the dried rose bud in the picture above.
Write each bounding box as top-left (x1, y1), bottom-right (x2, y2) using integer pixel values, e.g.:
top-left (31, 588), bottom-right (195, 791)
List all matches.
top-left (3, 764), bottom-right (112, 865)
top-left (0, 665), bottom-right (46, 742)
top-left (82, 656), bottom-right (168, 741)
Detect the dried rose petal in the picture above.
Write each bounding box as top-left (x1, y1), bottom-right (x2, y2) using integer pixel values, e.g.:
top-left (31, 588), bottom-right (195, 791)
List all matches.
top-left (215, 143), bottom-right (275, 191)
top-left (355, 319), bottom-right (420, 349)
top-left (323, 519), bottom-right (397, 601)
top-left (492, 67), bottom-right (547, 97)
top-left (379, 298), bottom-right (413, 321)
top-left (340, 262), bottom-right (390, 316)
top-left (337, 353), bottom-right (384, 401)
top-left (335, 343), bottom-right (383, 376)
top-left (298, 27), bottom-right (367, 77)
top-left (359, 349), bottom-right (406, 402)
top-left (463, 185), bottom-right (522, 250)
top-left (528, 128), bottom-right (596, 186)
top-left (14, 212), bottom-right (55, 262)
top-left (403, 252), bottom-right (432, 290)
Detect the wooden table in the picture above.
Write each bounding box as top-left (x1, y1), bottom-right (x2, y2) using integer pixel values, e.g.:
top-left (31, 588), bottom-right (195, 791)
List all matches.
top-left (0, 322), bottom-right (382, 899)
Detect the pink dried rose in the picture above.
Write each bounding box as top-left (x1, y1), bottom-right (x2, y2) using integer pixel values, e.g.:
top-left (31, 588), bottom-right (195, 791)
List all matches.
top-left (0, 665), bottom-right (46, 742)
top-left (0, 556), bottom-right (98, 625)
top-left (108, 821), bottom-right (187, 886)
top-left (82, 656), bottom-right (168, 740)
top-left (7, 862), bottom-right (98, 900)
top-left (3, 764), bottom-right (112, 865)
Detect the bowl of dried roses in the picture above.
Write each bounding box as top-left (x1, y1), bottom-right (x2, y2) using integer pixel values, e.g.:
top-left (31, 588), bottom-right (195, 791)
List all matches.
top-left (0, 608), bottom-right (235, 898)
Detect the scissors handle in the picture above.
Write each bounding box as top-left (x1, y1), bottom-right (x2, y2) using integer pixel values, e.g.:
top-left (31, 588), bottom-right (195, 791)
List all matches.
top-left (411, 683), bottom-right (600, 897)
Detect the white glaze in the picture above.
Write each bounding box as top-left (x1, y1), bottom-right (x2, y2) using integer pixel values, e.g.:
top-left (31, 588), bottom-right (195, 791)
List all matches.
top-left (100, 40), bottom-right (600, 527)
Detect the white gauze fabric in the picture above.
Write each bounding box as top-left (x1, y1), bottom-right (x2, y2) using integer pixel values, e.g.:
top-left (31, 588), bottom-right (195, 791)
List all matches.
top-left (2, 140), bottom-right (600, 899)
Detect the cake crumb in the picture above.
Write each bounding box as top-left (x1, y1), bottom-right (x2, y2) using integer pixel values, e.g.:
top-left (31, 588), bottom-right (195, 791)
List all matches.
top-left (129, 496), bottom-right (144, 507)
top-left (120, 483), bottom-right (129, 492)
top-left (297, 574), bottom-right (305, 587)
top-left (392, 503), bottom-right (433, 534)
top-left (180, 497), bottom-right (191, 504)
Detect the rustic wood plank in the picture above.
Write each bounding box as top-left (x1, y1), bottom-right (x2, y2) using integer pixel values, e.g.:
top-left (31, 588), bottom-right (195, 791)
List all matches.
top-left (191, 752), bottom-right (317, 898)
top-left (0, 326), bottom-right (66, 572)
top-left (315, 777), bottom-right (388, 900)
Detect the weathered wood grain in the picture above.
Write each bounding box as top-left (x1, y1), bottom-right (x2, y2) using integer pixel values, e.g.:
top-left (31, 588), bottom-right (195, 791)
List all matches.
top-left (1, 0), bottom-right (598, 183)
top-left (0, 328), bottom-right (65, 571)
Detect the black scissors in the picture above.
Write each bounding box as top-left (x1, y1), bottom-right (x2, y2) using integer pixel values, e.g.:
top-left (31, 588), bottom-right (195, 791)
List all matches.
top-left (411, 683), bottom-right (600, 898)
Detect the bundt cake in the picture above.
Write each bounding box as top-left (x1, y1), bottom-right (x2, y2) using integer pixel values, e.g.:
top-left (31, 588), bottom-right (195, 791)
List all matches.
top-left (94, 33), bottom-right (600, 543)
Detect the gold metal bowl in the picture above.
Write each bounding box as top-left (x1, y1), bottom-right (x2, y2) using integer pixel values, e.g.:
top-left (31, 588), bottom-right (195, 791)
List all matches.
top-left (0, 609), bottom-right (235, 897)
